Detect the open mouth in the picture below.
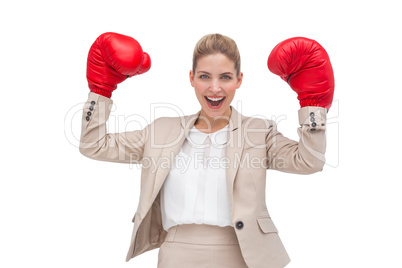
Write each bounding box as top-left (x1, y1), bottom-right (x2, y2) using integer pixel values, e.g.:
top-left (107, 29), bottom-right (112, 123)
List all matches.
top-left (204, 96), bottom-right (225, 109)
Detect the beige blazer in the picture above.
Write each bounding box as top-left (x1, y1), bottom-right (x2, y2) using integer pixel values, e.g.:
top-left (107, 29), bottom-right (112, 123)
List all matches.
top-left (80, 92), bottom-right (327, 268)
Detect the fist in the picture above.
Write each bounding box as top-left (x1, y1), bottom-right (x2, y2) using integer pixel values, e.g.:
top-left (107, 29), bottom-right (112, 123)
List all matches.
top-left (267, 37), bottom-right (334, 109)
top-left (86, 32), bottom-right (151, 98)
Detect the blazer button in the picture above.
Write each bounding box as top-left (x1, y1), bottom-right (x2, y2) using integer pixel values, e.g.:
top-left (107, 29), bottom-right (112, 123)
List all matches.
top-left (236, 221), bottom-right (244, 230)
top-left (91, 101), bottom-right (96, 105)
top-left (86, 116), bottom-right (90, 121)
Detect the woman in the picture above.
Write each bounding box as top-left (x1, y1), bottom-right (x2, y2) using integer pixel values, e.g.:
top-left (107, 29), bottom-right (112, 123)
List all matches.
top-left (80, 32), bottom-right (333, 268)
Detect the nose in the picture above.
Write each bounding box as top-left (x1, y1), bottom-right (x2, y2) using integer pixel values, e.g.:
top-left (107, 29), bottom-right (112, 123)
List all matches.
top-left (209, 78), bottom-right (222, 93)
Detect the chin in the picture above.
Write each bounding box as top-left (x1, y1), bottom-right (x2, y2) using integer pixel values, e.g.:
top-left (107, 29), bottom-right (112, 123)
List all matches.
top-left (204, 105), bottom-right (231, 119)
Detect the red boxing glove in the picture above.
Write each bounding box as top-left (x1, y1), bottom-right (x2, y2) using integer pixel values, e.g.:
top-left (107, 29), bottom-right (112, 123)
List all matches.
top-left (86, 32), bottom-right (151, 98)
top-left (267, 37), bottom-right (334, 109)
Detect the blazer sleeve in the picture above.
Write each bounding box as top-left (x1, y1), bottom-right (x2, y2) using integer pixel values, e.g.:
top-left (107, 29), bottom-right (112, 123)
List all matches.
top-left (265, 106), bottom-right (327, 174)
top-left (79, 92), bottom-right (151, 164)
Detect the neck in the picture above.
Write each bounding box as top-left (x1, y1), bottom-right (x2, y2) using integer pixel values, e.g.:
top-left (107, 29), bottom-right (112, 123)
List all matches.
top-left (195, 107), bottom-right (231, 133)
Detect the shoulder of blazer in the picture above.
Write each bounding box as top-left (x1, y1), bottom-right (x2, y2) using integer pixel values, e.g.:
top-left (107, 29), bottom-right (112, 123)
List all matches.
top-left (239, 114), bottom-right (276, 131)
top-left (146, 114), bottom-right (199, 149)
top-left (149, 116), bottom-right (189, 130)
top-left (150, 116), bottom-right (181, 127)
top-left (150, 111), bottom-right (200, 130)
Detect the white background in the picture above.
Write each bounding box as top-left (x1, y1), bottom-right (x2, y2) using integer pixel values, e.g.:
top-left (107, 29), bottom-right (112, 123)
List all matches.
top-left (1, 0), bottom-right (401, 267)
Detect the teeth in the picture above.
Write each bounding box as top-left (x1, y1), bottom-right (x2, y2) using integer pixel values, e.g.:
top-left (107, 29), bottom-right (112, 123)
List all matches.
top-left (206, 96), bottom-right (224, 101)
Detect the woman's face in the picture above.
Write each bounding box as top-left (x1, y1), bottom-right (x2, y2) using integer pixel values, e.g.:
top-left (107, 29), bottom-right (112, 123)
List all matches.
top-left (190, 53), bottom-right (243, 121)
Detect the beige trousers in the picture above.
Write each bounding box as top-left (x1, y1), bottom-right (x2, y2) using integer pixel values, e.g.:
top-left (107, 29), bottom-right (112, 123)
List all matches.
top-left (157, 224), bottom-right (248, 268)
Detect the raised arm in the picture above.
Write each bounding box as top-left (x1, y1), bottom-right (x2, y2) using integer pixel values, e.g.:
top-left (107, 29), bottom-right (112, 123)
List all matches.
top-left (79, 32), bottom-right (152, 164)
top-left (266, 37), bottom-right (334, 174)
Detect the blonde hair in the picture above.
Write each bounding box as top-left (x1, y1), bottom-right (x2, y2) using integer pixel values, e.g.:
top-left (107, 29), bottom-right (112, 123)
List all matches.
top-left (192, 33), bottom-right (241, 77)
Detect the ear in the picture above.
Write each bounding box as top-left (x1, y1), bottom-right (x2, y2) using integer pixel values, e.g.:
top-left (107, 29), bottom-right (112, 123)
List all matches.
top-left (236, 72), bottom-right (243, 89)
top-left (189, 70), bottom-right (195, 87)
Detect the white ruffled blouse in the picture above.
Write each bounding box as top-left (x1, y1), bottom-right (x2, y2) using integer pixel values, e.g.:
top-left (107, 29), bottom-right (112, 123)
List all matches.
top-left (160, 124), bottom-right (233, 231)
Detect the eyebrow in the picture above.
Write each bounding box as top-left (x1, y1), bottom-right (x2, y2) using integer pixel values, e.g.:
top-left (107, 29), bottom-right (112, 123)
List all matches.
top-left (197, 71), bottom-right (234, 75)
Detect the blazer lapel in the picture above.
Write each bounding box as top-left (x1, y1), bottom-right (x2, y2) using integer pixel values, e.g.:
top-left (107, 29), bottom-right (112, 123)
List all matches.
top-left (150, 110), bottom-right (200, 201)
top-left (225, 106), bottom-right (245, 207)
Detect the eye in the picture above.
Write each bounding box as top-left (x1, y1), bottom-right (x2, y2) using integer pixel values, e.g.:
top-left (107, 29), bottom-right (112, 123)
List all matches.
top-left (221, 75), bottom-right (232, 80)
top-left (199, 74), bottom-right (209, 79)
